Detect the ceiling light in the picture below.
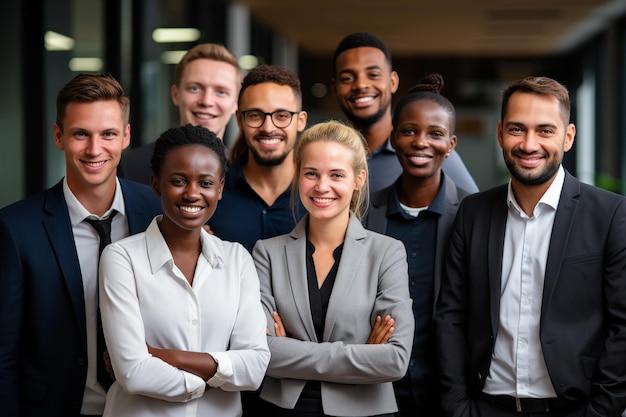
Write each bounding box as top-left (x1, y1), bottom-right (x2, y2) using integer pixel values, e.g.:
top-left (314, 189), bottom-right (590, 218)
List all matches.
top-left (239, 55), bottom-right (259, 70)
top-left (152, 28), bottom-right (201, 43)
top-left (160, 50), bottom-right (187, 64)
top-left (69, 57), bottom-right (103, 72)
top-left (45, 31), bottom-right (75, 51)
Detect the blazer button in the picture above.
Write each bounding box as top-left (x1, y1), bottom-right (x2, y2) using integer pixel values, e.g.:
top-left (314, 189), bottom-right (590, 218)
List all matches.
top-left (77, 357), bottom-right (86, 366)
top-left (477, 372), bottom-right (482, 381)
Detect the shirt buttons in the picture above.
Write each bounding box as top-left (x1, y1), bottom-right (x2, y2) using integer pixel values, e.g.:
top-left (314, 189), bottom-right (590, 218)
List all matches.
top-left (192, 319), bottom-right (199, 325)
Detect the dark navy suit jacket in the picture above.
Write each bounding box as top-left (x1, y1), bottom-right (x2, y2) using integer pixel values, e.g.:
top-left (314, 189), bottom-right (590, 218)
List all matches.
top-left (0, 178), bottom-right (161, 417)
top-left (435, 171), bottom-right (626, 417)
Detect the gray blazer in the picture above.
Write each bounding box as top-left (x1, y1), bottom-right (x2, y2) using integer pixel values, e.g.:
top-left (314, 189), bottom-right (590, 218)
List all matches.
top-left (252, 214), bottom-right (414, 416)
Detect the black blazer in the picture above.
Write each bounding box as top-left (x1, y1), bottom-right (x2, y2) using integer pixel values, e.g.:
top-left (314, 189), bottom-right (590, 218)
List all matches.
top-left (118, 142), bottom-right (156, 186)
top-left (435, 171), bottom-right (626, 417)
top-left (364, 172), bottom-right (470, 318)
top-left (0, 179), bottom-right (161, 417)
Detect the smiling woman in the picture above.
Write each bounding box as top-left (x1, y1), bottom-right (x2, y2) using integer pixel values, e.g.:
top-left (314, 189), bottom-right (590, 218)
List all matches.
top-left (98, 124), bottom-right (270, 417)
top-left (251, 120), bottom-right (414, 417)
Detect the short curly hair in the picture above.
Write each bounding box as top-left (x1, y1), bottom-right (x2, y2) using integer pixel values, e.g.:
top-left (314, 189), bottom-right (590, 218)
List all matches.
top-left (238, 64), bottom-right (302, 105)
top-left (151, 124), bottom-right (227, 179)
top-left (332, 32), bottom-right (392, 76)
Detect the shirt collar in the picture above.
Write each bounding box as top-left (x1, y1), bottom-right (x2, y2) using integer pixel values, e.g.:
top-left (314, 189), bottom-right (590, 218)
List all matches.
top-left (146, 215), bottom-right (224, 274)
top-left (387, 173), bottom-right (447, 217)
top-left (369, 137), bottom-right (395, 158)
top-left (507, 165), bottom-right (565, 216)
top-left (63, 176), bottom-right (126, 226)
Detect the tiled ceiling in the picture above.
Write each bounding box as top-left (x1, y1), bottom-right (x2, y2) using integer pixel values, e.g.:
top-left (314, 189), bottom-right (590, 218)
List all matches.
top-left (236, 0), bottom-right (626, 56)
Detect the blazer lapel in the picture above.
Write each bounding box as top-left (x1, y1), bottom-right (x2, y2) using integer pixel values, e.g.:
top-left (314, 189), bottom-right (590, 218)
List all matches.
top-left (488, 186), bottom-right (508, 337)
top-left (433, 175), bottom-right (461, 315)
top-left (364, 186), bottom-right (392, 233)
top-left (43, 182), bottom-right (87, 348)
top-left (120, 179), bottom-right (155, 234)
top-left (323, 216), bottom-right (366, 341)
top-left (541, 173), bottom-right (579, 318)
top-left (285, 217), bottom-right (318, 342)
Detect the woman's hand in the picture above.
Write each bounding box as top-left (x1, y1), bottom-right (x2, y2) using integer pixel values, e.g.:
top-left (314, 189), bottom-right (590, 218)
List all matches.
top-left (272, 311), bottom-right (286, 337)
top-left (367, 315), bottom-right (394, 344)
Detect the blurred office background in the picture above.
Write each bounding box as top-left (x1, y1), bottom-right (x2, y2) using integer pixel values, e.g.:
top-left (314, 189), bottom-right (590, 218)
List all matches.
top-left (2, 0), bottom-right (626, 207)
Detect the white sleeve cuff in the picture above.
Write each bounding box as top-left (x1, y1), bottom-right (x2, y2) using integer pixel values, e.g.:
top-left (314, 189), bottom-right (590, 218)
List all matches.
top-left (183, 371), bottom-right (207, 400)
top-left (206, 352), bottom-right (233, 388)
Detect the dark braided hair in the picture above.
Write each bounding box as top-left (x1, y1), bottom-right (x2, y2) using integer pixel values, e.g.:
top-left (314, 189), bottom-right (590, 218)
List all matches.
top-left (392, 73), bottom-right (456, 133)
top-left (151, 124), bottom-right (227, 179)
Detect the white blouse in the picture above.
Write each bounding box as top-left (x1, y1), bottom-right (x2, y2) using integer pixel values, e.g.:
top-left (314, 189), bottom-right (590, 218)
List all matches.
top-left (99, 216), bottom-right (270, 417)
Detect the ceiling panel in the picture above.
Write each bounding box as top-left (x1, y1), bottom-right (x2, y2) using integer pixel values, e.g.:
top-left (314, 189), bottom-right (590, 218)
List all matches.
top-left (236, 0), bottom-right (624, 56)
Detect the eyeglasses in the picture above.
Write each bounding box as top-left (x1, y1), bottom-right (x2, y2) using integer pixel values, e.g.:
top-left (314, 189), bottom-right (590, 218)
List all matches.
top-left (241, 110), bottom-right (299, 128)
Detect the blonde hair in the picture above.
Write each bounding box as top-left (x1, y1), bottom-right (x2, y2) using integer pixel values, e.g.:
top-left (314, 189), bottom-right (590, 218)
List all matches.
top-left (174, 43), bottom-right (242, 87)
top-left (292, 120), bottom-right (370, 220)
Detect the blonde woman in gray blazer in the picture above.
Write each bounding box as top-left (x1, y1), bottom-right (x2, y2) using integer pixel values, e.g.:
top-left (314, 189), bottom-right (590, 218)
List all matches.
top-left (252, 121), bottom-right (414, 417)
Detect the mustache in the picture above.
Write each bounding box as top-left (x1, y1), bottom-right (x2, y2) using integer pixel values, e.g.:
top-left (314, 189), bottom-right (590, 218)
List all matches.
top-left (512, 149), bottom-right (546, 158)
top-left (253, 133), bottom-right (284, 140)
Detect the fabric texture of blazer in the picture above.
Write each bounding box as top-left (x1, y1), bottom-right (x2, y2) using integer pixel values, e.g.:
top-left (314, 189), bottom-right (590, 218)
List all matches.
top-left (0, 178), bottom-right (161, 417)
top-left (435, 171), bottom-right (626, 417)
top-left (363, 172), bottom-right (471, 317)
top-left (252, 214), bottom-right (414, 416)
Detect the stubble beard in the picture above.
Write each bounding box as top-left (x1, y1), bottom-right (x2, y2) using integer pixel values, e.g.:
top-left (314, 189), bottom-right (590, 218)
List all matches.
top-left (504, 151), bottom-right (562, 186)
top-left (343, 101), bottom-right (389, 129)
top-left (250, 148), bottom-right (290, 167)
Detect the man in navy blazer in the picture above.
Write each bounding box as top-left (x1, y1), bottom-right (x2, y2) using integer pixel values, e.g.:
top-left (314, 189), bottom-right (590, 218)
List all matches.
top-left (0, 74), bottom-right (161, 417)
top-left (435, 76), bottom-right (626, 417)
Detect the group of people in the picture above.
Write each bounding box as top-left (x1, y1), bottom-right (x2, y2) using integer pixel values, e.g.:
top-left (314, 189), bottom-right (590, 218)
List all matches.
top-left (0, 30), bottom-right (624, 417)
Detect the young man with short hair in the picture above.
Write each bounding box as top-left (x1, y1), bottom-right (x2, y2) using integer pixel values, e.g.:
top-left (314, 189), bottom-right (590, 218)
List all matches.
top-left (0, 73), bottom-right (161, 417)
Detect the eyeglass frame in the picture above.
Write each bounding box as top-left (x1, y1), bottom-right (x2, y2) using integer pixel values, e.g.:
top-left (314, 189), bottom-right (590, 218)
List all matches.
top-left (240, 109), bottom-right (300, 128)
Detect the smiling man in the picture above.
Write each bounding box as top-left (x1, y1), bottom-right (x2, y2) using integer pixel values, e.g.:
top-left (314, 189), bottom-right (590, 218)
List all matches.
top-left (435, 76), bottom-right (626, 417)
top-left (208, 64), bottom-right (308, 253)
top-left (119, 43), bottom-right (242, 185)
top-left (206, 63), bottom-right (309, 417)
top-left (0, 73), bottom-right (161, 417)
top-left (332, 32), bottom-right (479, 193)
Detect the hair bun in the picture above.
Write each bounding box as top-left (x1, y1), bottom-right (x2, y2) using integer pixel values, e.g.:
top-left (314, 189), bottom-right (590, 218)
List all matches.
top-left (407, 73), bottom-right (444, 95)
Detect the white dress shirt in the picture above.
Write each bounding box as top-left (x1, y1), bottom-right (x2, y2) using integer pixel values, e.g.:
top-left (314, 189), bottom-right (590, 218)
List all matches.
top-left (483, 166), bottom-right (565, 398)
top-left (64, 177), bottom-right (128, 415)
top-left (99, 216), bottom-right (270, 417)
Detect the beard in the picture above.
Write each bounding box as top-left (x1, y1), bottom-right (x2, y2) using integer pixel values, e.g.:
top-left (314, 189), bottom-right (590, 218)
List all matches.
top-left (246, 133), bottom-right (295, 167)
top-left (250, 148), bottom-right (291, 167)
top-left (503, 150), bottom-right (561, 186)
top-left (342, 101), bottom-right (389, 129)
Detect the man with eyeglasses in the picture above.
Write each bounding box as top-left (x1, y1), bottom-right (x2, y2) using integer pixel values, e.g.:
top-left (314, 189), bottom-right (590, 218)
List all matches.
top-left (206, 63), bottom-right (307, 417)
top-left (208, 64), bottom-right (308, 253)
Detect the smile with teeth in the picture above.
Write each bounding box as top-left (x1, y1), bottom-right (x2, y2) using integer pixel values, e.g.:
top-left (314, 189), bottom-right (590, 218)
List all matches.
top-left (259, 138), bottom-right (282, 145)
top-left (179, 205), bottom-right (202, 213)
top-left (312, 197), bottom-right (334, 204)
top-left (408, 155), bottom-right (432, 162)
top-left (194, 112), bottom-right (215, 120)
top-left (353, 97), bottom-right (374, 103)
top-left (84, 161), bottom-right (107, 168)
